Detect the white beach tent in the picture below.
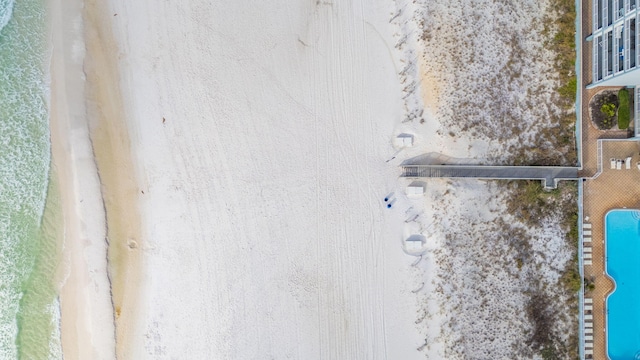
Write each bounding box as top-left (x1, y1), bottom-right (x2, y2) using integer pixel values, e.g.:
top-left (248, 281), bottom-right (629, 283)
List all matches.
top-left (405, 234), bottom-right (425, 252)
top-left (406, 182), bottom-right (425, 196)
top-left (394, 133), bottom-right (414, 147)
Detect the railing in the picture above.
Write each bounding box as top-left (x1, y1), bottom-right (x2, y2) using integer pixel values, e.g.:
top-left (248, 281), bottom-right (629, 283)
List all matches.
top-left (625, 19), bottom-right (631, 70)
top-left (636, 87), bottom-right (640, 137)
top-left (577, 1), bottom-right (583, 169)
top-left (594, 33), bottom-right (600, 81)
top-left (577, 1), bottom-right (586, 357)
top-left (578, 180), bottom-right (585, 360)
top-left (594, 139), bottom-right (604, 178)
top-left (594, 0), bottom-right (599, 33)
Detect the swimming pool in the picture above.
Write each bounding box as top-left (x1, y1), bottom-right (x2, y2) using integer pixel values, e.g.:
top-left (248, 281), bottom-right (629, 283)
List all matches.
top-left (605, 209), bottom-right (640, 360)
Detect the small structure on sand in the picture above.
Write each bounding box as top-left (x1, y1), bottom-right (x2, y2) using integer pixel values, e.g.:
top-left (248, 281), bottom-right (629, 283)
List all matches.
top-left (405, 234), bottom-right (425, 252)
top-left (395, 133), bottom-right (414, 147)
top-left (406, 185), bottom-right (424, 196)
top-left (406, 182), bottom-right (425, 196)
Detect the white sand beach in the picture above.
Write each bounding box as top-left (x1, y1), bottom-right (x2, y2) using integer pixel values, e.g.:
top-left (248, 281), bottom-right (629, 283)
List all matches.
top-left (47, 0), bottom-right (578, 358)
top-left (48, 0), bottom-right (438, 358)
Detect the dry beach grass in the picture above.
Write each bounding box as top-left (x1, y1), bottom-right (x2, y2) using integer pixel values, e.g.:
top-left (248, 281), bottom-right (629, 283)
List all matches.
top-left (389, 0), bottom-right (580, 358)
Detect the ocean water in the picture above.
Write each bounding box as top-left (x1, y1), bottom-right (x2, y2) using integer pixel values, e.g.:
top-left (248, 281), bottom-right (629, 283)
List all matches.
top-left (0, 0), bottom-right (61, 358)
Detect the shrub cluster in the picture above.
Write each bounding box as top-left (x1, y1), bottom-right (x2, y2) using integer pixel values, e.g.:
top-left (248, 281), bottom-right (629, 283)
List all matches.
top-left (617, 88), bottom-right (631, 129)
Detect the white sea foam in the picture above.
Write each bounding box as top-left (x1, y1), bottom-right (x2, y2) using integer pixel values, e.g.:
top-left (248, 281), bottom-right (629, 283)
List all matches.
top-left (0, 0), bottom-right (54, 358)
top-left (0, 0), bottom-right (13, 35)
top-left (47, 298), bottom-right (63, 360)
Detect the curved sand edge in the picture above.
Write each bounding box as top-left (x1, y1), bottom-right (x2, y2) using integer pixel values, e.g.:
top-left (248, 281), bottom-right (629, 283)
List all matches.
top-left (49, 0), bottom-right (143, 357)
top-left (48, 0), bottom-right (116, 357)
top-left (82, 0), bottom-right (145, 357)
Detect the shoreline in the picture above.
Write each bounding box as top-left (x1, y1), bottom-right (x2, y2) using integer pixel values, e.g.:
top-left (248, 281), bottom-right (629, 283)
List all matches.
top-left (82, 0), bottom-right (145, 357)
top-left (48, 0), bottom-right (117, 356)
top-left (48, 0), bottom-right (143, 357)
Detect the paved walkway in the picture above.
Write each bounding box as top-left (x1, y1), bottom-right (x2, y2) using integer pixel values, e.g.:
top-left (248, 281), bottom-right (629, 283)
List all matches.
top-left (401, 165), bottom-right (579, 188)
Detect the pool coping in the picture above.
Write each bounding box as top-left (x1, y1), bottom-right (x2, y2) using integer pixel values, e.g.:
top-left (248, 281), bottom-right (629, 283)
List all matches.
top-left (603, 208), bottom-right (640, 360)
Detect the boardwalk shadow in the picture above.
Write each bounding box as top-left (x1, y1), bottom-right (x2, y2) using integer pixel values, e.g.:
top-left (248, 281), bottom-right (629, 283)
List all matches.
top-left (401, 152), bottom-right (481, 166)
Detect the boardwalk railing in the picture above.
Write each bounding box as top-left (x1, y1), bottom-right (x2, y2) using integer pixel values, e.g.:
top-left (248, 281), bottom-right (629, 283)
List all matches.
top-left (578, 180), bottom-right (586, 360)
top-left (401, 165), bottom-right (580, 189)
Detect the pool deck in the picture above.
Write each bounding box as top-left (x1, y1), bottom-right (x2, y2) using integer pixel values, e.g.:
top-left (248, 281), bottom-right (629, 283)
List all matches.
top-left (579, 0), bottom-right (640, 358)
top-left (582, 140), bottom-right (640, 359)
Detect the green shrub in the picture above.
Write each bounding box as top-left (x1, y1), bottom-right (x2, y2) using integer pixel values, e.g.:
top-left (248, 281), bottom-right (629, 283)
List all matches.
top-left (561, 267), bottom-right (581, 293)
top-left (567, 212), bottom-right (579, 244)
top-left (601, 102), bottom-right (616, 118)
top-left (541, 346), bottom-right (559, 360)
top-left (558, 77), bottom-right (577, 100)
top-left (618, 88), bottom-right (630, 129)
top-left (549, 0), bottom-right (577, 108)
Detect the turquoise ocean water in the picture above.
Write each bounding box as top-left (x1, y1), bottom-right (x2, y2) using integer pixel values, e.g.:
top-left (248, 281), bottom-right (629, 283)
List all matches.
top-left (0, 0), bottom-right (62, 358)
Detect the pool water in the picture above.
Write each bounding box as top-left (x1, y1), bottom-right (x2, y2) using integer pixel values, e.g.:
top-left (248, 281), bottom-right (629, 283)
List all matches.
top-left (605, 209), bottom-right (640, 360)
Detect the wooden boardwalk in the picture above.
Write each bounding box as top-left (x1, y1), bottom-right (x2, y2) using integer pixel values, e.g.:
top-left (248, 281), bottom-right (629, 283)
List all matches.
top-left (401, 165), bottom-right (579, 188)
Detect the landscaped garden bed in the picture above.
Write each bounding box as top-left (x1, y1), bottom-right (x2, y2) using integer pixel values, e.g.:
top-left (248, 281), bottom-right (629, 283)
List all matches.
top-left (590, 90), bottom-right (620, 130)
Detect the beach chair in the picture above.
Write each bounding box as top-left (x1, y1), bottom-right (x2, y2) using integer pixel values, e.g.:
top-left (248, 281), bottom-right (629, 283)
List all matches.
top-left (585, 327), bottom-right (593, 333)
top-left (585, 320), bottom-right (593, 328)
top-left (585, 298), bottom-right (592, 304)
top-left (585, 335), bottom-right (593, 341)
top-left (584, 230), bottom-right (592, 236)
top-left (617, 159), bottom-right (623, 170)
top-left (611, 158), bottom-right (617, 169)
top-left (585, 349), bottom-right (593, 356)
top-left (584, 247), bottom-right (592, 253)
top-left (585, 341), bottom-right (594, 348)
top-left (626, 157), bottom-right (632, 169)
top-left (585, 315), bottom-right (593, 321)
top-left (584, 259), bottom-right (592, 265)
top-left (583, 223), bottom-right (592, 229)
top-left (585, 304), bottom-right (593, 311)
top-left (584, 237), bottom-right (592, 243)
top-left (584, 253), bottom-right (592, 259)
